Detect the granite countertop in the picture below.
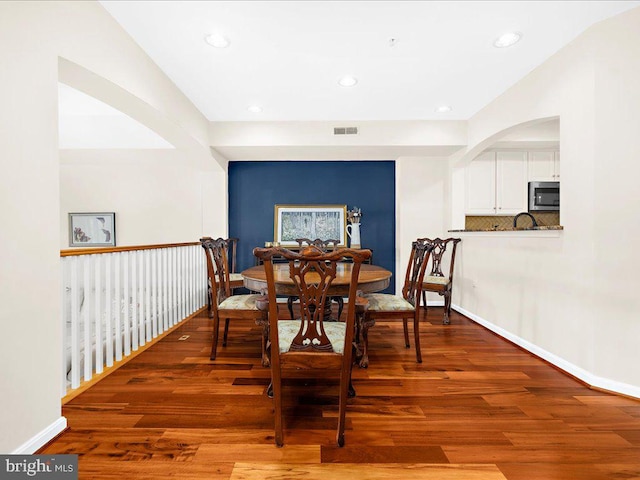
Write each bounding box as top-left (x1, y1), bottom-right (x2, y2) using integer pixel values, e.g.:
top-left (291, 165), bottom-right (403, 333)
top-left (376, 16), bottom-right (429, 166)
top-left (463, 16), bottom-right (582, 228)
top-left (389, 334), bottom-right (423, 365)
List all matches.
top-left (449, 225), bottom-right (564, 232)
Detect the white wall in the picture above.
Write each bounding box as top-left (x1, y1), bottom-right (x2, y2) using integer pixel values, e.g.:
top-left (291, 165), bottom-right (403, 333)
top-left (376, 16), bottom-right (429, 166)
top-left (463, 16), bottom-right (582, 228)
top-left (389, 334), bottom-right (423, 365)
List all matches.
top-left (0, 1), bottom-right (222, 453)
top-left (395, 156), bottom-right (448, 297)
top-left (60, 150), bottom-right (224, 248)
top-left (451, 7), bottom-right (640, 396)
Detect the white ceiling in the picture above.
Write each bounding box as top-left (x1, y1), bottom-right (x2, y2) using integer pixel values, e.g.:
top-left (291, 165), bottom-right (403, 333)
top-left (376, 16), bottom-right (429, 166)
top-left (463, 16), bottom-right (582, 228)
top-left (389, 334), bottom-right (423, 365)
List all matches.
top-left (99, 0), bottom-right (640, 122)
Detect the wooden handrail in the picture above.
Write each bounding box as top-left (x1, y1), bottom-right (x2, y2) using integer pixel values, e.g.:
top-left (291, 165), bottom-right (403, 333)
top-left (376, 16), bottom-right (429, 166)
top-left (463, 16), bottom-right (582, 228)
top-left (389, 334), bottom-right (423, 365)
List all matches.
top-left (60, 241), bottom-right (200, 257)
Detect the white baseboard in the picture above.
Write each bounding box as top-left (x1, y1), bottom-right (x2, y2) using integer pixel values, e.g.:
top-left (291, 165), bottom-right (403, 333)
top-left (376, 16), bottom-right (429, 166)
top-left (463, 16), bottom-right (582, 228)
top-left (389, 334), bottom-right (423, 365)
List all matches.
top-left (12, 417), bottom-right (67, 454)
top-left (452, 304), bottom-right (640, 400)
top-left (426, 300), bottom-right (445, 307)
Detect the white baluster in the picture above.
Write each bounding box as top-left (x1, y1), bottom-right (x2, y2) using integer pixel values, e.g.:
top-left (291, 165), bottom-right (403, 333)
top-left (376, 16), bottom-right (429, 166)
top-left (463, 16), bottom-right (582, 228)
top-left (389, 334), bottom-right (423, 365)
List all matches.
top-left (61, 258), bottom-right (69, 396)
top-left (160, 248), bottom-right (166, 332)
top-left (175, 248), bottom-right (179, 319)
top-left (169, 248), bottom-right (174, 326)
top-left (198, 247), bottom-right (202, 307)
top-left (131, 250), bottom-right (138, 351)
top-left (145, 249), bottom-right (152, 342)
top-left (177, 247), bottom-right (182, 323)
top-left (180, 247), bottom-right (187, 319)
top-left (105, 254), bottom-right (113, 367)
top-left (114, 252), bottom-right (122, 362)
top-left (83, 255), bottom-right (92, 382)
top-left (123, 251), bottom-right (131, 356)
top-left (138, 250), bottom-right (146, 346)
top-left (70, 256), bottom-right (80, 389)
top-left (162, 247), bottom-right (167, 332)
top-left (94, 254), bottom-right (103, 374)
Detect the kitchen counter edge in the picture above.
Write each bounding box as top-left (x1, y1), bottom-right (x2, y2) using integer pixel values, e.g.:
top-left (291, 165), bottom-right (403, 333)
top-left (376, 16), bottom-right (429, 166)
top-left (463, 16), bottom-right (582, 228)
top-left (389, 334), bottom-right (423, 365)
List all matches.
top-left (449, 225), bottom-right (564, 233)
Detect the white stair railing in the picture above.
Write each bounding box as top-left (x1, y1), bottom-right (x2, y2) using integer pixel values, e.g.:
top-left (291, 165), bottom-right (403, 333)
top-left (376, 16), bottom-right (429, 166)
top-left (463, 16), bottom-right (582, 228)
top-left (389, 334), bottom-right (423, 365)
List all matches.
top-left (60, 242), bottom-right (207, 396)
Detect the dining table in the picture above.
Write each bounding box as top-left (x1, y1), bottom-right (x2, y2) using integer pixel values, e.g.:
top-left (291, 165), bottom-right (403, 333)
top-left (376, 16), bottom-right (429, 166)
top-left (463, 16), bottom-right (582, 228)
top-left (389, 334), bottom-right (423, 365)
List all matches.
top-left (241, 262), bottom-right (392, 298)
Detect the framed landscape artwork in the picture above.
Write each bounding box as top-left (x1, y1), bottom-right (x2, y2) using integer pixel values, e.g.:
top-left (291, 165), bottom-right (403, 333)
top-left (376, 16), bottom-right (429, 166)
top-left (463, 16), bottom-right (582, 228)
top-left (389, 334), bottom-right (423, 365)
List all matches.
top-left (274, 204), bottom-right (347, 247)
top-left (68, 212), bottom-right (116, 247)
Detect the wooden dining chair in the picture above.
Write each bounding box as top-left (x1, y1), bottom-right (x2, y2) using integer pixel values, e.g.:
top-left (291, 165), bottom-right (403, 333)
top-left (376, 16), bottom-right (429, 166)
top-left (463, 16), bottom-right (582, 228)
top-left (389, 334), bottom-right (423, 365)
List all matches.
top-left (362, 241), bottom-right (433, 364)
top-left (253, 245), bottom-right (371, 447)
top-left (201, 237), bottom-right (269, 366)
top-left (418, 237), bottom-right (461, 325)
top-left (286, 238), bottom-right (342, 319)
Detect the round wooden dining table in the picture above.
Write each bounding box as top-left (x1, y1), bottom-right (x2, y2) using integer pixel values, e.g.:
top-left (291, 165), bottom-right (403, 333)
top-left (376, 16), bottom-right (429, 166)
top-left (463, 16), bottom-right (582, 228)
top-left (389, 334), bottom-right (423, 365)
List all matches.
top-left (241, 263), bottom-right (392, 296)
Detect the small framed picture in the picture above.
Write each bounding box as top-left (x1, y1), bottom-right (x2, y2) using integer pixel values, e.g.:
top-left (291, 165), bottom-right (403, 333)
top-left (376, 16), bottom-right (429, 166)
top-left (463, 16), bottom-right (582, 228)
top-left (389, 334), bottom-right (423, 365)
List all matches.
top-left (68, 212), bottom-right (116, 247)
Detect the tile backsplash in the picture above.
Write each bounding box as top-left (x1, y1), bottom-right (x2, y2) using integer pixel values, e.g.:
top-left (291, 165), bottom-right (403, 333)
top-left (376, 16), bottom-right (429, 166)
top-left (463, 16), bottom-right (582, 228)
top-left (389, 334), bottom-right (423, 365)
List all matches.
top-left (465, 212), bottom-right (560, 230)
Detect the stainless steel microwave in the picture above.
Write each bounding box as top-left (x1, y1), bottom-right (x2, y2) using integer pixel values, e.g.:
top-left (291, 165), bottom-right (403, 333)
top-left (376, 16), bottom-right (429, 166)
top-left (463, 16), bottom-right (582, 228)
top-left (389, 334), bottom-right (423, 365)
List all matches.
top-left (528, 181), bottom-right (559, 212)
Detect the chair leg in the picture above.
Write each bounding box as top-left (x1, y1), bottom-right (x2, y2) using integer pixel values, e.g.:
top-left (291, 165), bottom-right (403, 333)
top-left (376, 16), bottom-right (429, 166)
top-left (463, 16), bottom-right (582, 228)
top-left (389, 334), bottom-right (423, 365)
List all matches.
top-left (272, 375), bottom-right (283, 447)
top-left (358, 316), bottom-right (375, 368)
top-left (443, 290), bottom-right (452, 325)
top-left (287, 296), bottom-right (296, 319)
top-left (422, 291), bottom-right (427, 311)
top-left (413, 313), bottom-right (422, 363)
top-left (259, 320), bottom-right (271, 367)
top-left (207, 288), bottom-right (214, 319)
top-left (222, 318), bottom-right (230, 346)
top-left (337, 361), bottom-right (354, 447)
top-left (403, 318), bottom-right (410, 348)
top-left (266, 381), bottom-right (273, 398)
top-left (334, 296), bottom-right (344, 319)
top-left (210, 314), bottom-right (220, 360)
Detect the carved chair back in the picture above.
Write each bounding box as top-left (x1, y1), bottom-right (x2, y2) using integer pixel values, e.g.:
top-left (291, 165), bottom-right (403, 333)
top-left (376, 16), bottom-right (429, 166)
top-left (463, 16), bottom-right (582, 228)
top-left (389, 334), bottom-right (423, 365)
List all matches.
top-left (400, 241), bottom-right (434, 307)
top-left (200, 237), bottom-right (232, 306)
top-left (226, 237), bottom-right (239, 273)
top-left (417, 237), bottom-right (461, 281)
top-left (295, 238), bottom-right (340, 252)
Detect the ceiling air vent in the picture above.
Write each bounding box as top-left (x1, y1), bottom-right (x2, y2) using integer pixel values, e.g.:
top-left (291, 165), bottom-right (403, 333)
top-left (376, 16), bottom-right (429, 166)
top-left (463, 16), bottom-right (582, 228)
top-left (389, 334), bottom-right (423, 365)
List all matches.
top-left (333, 126), bottom-right (359, 135)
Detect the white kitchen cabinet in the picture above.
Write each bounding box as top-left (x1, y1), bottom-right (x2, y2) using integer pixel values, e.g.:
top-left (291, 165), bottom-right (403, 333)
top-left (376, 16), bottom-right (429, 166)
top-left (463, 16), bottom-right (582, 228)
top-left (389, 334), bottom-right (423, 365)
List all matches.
top-left (465, 152), bottom-right (497, 215)
top-left (496, 151), bottom-right (528, 213)
top-left (465, 151), bottom-right (528, 215)
top-left (528, 150), bottom-right (560, 181)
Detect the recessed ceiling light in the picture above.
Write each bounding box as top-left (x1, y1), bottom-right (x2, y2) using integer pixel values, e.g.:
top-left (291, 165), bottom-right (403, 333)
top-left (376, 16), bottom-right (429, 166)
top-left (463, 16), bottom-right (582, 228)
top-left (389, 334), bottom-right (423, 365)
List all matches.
top-left (494, 32), bottom-right (522, 48)
top-left (435, 105), bottom-right (452, 113)
top-left (247, 105), bottom-right (262, 113)
top-left (338, 75), bottom-right (358, 87)
top-left (204, 33), bottom-right (230, 48)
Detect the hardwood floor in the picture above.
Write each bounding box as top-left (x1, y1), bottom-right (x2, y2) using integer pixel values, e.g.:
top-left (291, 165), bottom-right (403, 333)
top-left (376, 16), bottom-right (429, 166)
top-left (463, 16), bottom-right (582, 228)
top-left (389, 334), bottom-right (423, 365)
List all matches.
top-left (42, 307), bottom-right (640, 479)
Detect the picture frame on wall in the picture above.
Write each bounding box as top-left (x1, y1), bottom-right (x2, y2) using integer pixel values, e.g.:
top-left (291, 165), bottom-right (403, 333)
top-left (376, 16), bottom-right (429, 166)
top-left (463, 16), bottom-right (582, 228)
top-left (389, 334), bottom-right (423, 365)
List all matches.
top-left (68, 212), bottom-right (116, 247)
top-left (274, 204), bottom-right (347, 247)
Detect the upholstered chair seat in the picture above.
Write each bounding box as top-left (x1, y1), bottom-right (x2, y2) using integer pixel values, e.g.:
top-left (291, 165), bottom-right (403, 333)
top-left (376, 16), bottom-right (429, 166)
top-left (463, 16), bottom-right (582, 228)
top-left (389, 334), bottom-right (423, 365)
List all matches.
top-left (424, 275), bottom-right (449, 286)
top-left (218, 294), bottom-right (264, 310)
top-left (277, 320), bottom-right (346, 354)
top-left (364, 293), bottom-right (415, 312)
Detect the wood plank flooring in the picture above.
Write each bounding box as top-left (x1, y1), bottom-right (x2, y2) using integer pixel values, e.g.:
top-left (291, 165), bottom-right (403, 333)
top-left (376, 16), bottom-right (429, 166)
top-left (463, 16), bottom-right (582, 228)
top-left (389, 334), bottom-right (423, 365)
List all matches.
top-left (41, 307), bottom-right (640, 480)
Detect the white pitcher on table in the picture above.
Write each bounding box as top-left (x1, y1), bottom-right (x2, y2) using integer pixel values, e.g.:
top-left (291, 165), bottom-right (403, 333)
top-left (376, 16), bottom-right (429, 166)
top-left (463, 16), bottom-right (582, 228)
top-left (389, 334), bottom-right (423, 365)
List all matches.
top-left (346, 223), bottom-right (361, 248)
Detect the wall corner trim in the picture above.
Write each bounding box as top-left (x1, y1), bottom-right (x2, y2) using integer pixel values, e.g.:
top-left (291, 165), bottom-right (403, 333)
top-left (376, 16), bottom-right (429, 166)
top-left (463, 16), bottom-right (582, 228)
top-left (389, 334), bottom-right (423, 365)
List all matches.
top-left (452, 304), bottom-right (640, 401)
top-left (11, 417), bottom-right (68, 454)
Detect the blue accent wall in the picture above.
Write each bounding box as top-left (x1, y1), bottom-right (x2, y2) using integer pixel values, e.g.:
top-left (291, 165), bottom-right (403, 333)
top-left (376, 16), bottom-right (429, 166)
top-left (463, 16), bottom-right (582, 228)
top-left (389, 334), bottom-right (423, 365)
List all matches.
top-left (228, 161), bottom-right (395, 293)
